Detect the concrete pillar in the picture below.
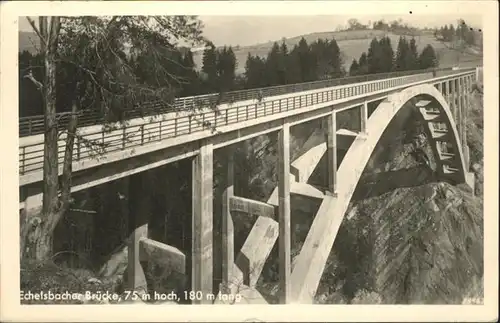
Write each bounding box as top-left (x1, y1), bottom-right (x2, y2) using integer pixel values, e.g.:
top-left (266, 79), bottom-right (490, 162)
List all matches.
top-left (461, 77), bottom-right (468, 157)
top-left (221, 147), bottom-right (234, 293)
top-left (437, 82), bottom-right (443, 94)
top-left (326, 112), bottom-right (338, 195)
top-left (475, 66), bottom-right (481, 83)
top-left (445, 80), bottom-right (451, 107)
top-left (192, 141), bottom-right (214, 303)
top-left (127, 173), bottom-right (149, 294)
top-left (456, 79), bottom-right (462, 141)
top-left (460, 77), bottom-right (467, 152)
top-left (360, 101), bottom-right (368, 134)
top-left (450, 78), bottom-right (456, 120)
top-left (277, 123), bottom-right (291, 304)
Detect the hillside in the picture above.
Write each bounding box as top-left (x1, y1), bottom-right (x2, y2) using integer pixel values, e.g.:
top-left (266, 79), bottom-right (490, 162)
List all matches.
top-left (19, 28), bottom-right (483, 77)
top-left (191, 30), bottom-right (482, 74)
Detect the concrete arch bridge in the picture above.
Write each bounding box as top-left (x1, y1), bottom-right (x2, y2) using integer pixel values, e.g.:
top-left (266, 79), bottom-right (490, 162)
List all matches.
top-left (19, 67), bottom-right (480, 304)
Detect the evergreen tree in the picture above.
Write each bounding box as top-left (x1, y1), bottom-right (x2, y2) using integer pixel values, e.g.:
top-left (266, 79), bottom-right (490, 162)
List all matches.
top-left (367, 38), bottom-right (382, 74)
top-left (358, 52), bottom-right (369, 75)
top-left (180, 50), bottom-right (200, 96)
top-left (419, 44), bottom-right (438, 69)
top-left (349, 59), bottom-right (359, 76)
top-left (244, 53), bottom-right (266, 89)
top-left (329, 38), bottom-right (343, 78)
top-left (201, 42), bottom-right (218, 92)
top-left (394, 36), bottom-right (409, 71)
top-left (378, 37), bottom-right (394, 73)
top-left (279, 41), bottom-right (289, 84)
top-left (406, 38), bottom-right (419, 70)
top-left (286, 46), bottom-right (302, 84)
top-left (265, 42), bottom-right (283, 86)
top-left (449, 24), bottom-right (455, 42)
top-left (217, 46), bottom-right (237, 92)
top-left (296, 37), bottom-right (314, 82)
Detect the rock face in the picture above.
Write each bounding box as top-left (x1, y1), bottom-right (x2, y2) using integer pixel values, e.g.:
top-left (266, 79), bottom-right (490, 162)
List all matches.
top-left (98, 244), bottom-right (128, 278)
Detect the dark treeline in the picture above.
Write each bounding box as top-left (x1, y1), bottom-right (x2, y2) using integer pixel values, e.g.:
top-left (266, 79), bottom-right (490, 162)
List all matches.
top-left (19, 35), bottom-right (436, 118)
top-left (434, 19), bottom-right (477, 46)
top-left (371, 19), bottom-right (418, 35)
top-left (348, 36), bottom-right (438, 76)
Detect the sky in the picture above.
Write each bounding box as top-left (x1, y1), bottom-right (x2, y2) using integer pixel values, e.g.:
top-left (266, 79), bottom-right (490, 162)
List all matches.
top-left (19, 14), bottom-right (482, 48)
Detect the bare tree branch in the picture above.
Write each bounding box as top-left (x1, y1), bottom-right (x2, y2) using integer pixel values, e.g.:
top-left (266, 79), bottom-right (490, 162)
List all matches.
top-left (26, 17), bottom-right (48, 49)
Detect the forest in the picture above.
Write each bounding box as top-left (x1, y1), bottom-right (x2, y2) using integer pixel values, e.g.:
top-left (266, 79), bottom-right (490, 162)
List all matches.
top-left (19, 16), bottom-right (483, 305)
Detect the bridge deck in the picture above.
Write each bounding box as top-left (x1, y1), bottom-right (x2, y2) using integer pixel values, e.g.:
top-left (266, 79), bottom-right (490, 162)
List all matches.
top-left (18, 68), bottom-right (475, 187)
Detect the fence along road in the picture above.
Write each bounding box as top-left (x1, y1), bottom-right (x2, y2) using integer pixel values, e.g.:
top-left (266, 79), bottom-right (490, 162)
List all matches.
top-left (19, 68), bottom-right (453, 137)
top-left (19, 67), bottom-right (473, 180)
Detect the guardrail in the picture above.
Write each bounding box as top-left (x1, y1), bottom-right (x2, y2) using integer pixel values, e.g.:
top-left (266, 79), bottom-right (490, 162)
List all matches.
top-left (19, 67), bottom-right (455, 137)
top-left (19, 68), bottom-right (475, 177)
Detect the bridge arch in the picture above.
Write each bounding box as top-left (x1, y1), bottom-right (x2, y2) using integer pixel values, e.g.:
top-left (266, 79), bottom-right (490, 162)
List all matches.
top-left (290, 83), bottom-right (470, 302)
top-left (336, 83), bottom-right (469, 232)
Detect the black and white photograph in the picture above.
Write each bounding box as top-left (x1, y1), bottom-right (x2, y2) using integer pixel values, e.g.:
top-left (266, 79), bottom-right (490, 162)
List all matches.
top-left (0, 1), bottom-right (497, 322)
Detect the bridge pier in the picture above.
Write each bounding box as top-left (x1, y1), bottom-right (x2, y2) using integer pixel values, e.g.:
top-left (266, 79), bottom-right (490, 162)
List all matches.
top-left (450, 79), bottom-right (457, 120)
top-left (278, 123), bottom-right (292, 303)
top-left (127, 174), bottom-right (150, 294)
top-left (191, 141), bottom-right (214, 303)
top-left (221, 148), bottom-right (235, 294)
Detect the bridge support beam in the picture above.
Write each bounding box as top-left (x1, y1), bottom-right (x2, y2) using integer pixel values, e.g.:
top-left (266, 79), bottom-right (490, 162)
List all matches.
top-left (360, 101), bottom-right (368, 134)
top-left (127, 173), bottom-right (149, 294)
top-left (450, 79), bottom-right (456, 120)
top-left (460, 77), bottom-right (467, 158)
top-left (277, 123), bottom-right (291, 304)
top-left (326, 112), bottom-right (338, 195)
top-left (221, 148), bottom-right (235, 294)
top-left (192, 142), bottom-right (214, 303)
top-left (445, 80), bottom-right (451, 109)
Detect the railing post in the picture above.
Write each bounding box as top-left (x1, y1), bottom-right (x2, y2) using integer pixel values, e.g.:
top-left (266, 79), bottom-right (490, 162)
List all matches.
top-left (278, 122), bottom-right (291, 304)
top-left (159, 121), bottom-right (162, 139)
top-left (122, 127), bottom-right (126, 150)
top-left (189, 115), bottom-right (192, 134)
top-left (77, 137), bottom-right (81, 161)
top-left (192, 141), bottom-right (214, 304)
top-left (28, 119), bottom-right (32, 135)
top-left (141, 125), bottom-right (144, 145)
top-left (21, 147), bottom-right (26, 175)
top-left (225, 110), bottom-right (229, 125)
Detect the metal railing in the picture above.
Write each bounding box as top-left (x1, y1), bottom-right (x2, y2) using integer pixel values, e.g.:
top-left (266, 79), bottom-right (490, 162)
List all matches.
top-left (19, 68), bottom-right (475, 177)
top-left (19, 67), bottom-right (454, 137)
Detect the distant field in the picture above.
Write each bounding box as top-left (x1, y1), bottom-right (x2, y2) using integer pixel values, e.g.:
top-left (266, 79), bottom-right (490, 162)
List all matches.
top-left (192, 30), bottom-right (483, 75)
